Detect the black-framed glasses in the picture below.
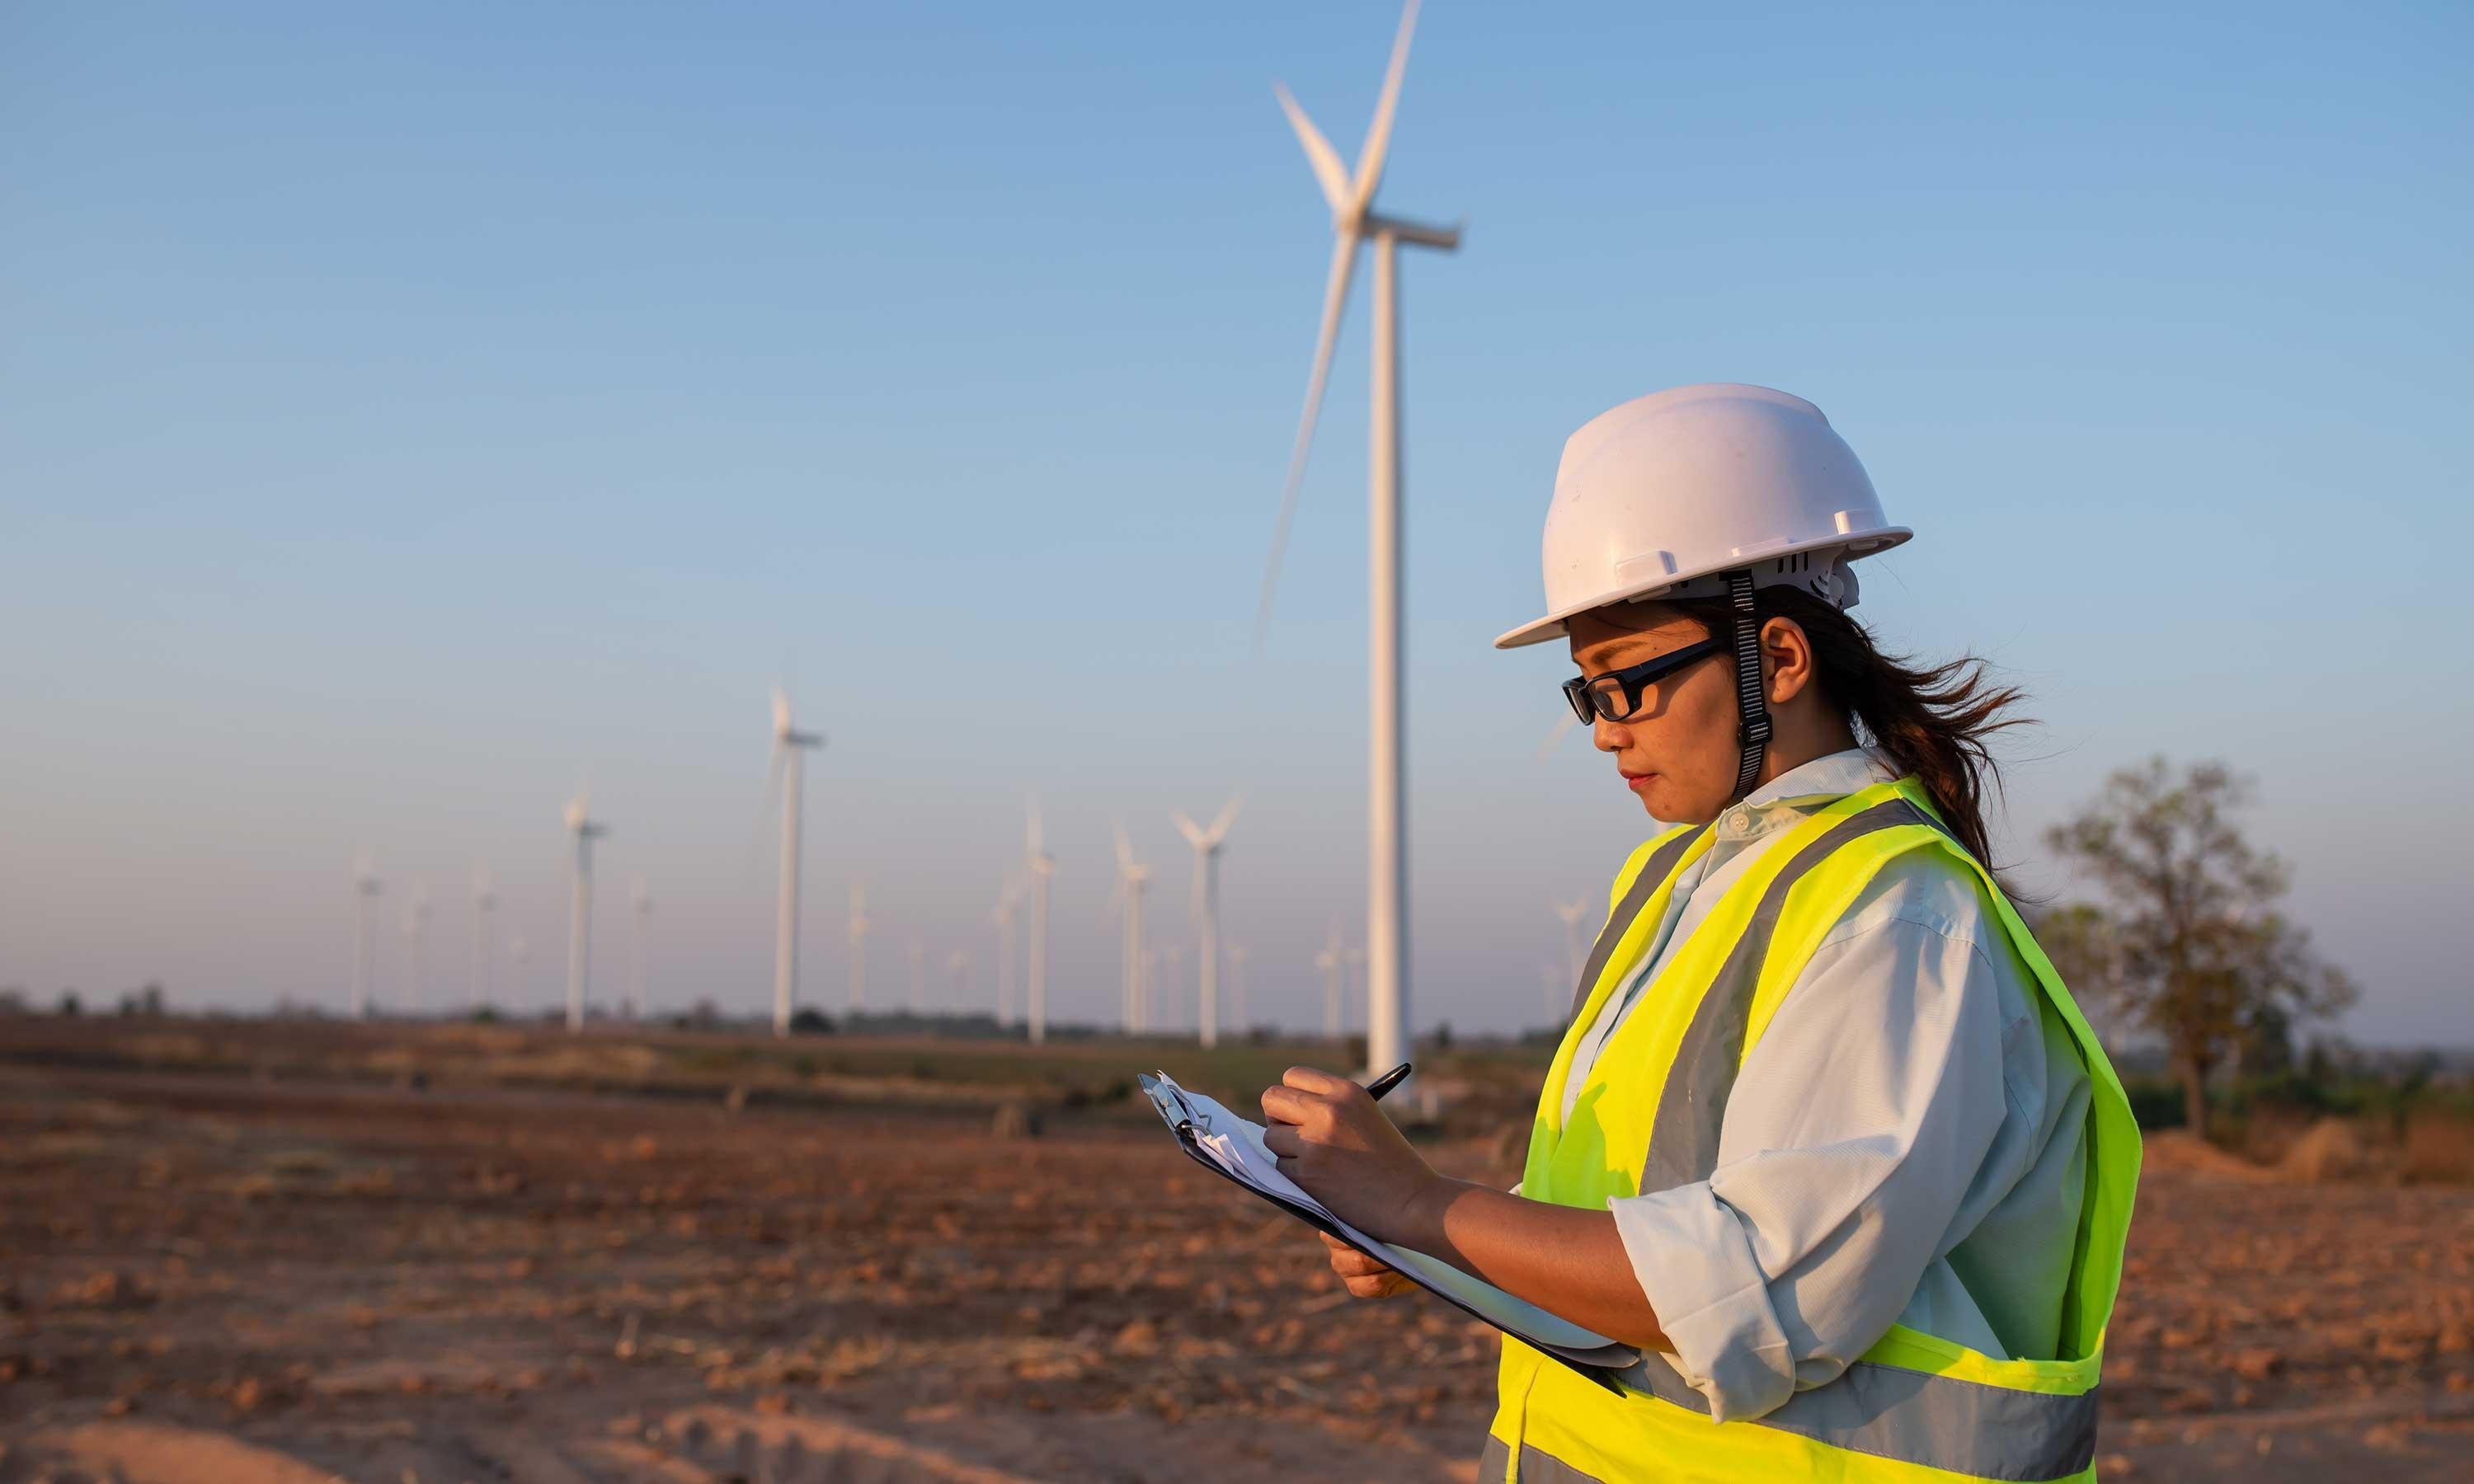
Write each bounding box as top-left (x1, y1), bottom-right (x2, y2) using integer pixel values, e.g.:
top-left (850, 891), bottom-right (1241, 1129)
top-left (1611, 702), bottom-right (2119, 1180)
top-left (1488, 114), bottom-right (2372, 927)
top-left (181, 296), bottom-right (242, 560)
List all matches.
top-left (1560, 638), bottom-right (1727, 725)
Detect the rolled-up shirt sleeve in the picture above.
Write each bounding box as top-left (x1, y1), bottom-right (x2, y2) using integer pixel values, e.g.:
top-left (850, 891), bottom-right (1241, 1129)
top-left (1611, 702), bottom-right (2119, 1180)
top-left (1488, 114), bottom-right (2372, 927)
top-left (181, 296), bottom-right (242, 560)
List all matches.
top-left (1607, 894), bottom-right (2012, 1422)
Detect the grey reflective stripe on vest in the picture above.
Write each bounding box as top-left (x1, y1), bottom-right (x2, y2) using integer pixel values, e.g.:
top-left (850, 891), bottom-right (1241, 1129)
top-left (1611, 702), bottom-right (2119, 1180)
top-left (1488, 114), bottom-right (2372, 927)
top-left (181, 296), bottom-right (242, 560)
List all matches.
top-left (1584, 798), bottom-right (2105, 1483)
top-left (1614, 1351), bottom-right (2100, 1482)
top-left (1568, 828), bottom-right (1704, 1023)
top-left (1638, 798), bottom-right (1954, 1197)
top-left (1476, 1433), bottom-right (1610, 1484)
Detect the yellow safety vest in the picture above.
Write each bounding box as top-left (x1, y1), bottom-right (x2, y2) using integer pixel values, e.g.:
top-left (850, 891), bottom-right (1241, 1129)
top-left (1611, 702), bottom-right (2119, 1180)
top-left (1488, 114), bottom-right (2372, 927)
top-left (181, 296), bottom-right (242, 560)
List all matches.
top-left (1484, 776), bottom-right (2141, 1483)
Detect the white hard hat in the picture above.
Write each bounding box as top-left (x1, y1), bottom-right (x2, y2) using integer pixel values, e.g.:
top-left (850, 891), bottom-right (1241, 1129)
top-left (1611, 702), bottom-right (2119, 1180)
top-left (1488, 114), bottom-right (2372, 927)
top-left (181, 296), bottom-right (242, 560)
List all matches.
top-left (1493, 384), bottom-right (1910, 650)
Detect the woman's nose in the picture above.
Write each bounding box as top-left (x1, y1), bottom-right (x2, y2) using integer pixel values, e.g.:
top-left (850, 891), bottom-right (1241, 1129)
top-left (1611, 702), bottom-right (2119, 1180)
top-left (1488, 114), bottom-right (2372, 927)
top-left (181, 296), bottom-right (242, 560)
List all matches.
top-left (1592, 715), bottom-right (1629, 753)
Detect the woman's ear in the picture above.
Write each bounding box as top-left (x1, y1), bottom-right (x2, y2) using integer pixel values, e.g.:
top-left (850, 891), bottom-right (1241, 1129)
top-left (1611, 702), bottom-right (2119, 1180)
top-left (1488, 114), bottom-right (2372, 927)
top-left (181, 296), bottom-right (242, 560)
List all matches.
top-left (1760, 616), bottom-right (1818, 706)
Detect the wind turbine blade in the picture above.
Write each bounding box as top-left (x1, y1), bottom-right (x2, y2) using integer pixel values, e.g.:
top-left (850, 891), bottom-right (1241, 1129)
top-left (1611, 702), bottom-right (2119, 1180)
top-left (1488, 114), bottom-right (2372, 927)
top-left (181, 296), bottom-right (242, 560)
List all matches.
top-left (1352, 0), bottom-right (1421, 211)
top-left (1534, 710), bottom-right (1581, 763)
top-left (1273, 83), bottom-right (1350, 213)
top-left (1254, 228), bottom-right (1361, 646)
top-left (1208, 794), bottom-right (1244, 840)
top-left (772, 683), bottom-right (793, 740)
top-left (1169, 810), bottom-right (1204, 848)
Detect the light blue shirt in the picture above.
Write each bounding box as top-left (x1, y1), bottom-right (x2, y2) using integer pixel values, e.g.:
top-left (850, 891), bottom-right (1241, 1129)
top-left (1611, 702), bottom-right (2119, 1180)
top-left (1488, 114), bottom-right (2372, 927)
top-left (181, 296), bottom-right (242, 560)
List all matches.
top-left (1564, 749), bottom-right (2091, 1423)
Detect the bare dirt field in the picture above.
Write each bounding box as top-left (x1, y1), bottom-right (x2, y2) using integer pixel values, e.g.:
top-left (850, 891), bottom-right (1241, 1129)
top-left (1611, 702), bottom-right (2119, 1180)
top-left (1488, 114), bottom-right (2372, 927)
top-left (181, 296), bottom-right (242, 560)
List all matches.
top-left (2, 1021), bottom-right (2470, 1482)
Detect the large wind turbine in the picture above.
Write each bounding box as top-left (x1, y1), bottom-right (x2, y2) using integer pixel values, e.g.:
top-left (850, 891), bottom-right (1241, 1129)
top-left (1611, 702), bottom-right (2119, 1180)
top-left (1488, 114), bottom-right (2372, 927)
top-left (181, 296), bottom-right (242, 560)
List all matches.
top-left (769, 687), bottom-right (825, 1037)
top-left (563, 788), bottom-right (608, 1034)
top-left (470, 867), bottom-right (496, 1015)
top-left (351, 852), bottom-right (382, 1020)
top-left (1170, 798), bottom-right (1241, 1049)
top-left (1111, 823), bottom-right (1152, 1033)
top-left (1258, 0), bottom-right (1460, 1080)
top-left (1024, 799), bottom-right (1055, 1045)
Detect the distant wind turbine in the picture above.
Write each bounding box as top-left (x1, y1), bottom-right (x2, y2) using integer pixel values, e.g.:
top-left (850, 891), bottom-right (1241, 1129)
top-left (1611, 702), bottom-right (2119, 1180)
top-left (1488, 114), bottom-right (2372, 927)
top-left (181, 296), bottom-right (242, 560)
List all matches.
top-left (1256, 0), bottom-right (1460, 1080)
top-left (351, 852), bottom-right (383, 1021)
top-left (848, 881), bottom-right (871, 1012)
top-left (563, 787), bottom-right (608, 1034)
top-left (470, 867), bottom-right (496, 1015)
top-left (630, 875), bottom-right (652, 1021)
top-left (1316, 918), bottom-right (1344, 1040)
top-left (1111, 823), bottom-right (1153, 1034)
top-left (769, 686), bottom-right (825, 1037)
top-left (1170, 797), bottom-right (1242, 1049)
top-left (1551, 899), bottom-right (1590, 998)
top-left (402, 881), bottom-right (430, 1015)
top-left (1024, 799), bottom-right (1055, 1045)
top-left (991, 877), bottom-right (1020, 1026)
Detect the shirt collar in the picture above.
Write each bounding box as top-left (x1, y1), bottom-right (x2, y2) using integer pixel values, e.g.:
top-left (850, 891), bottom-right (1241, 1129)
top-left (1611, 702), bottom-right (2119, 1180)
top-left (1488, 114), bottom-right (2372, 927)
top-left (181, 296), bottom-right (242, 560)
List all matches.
top-left (1694, 747), bottom-right (1896, 843)
top-left (1743, 746), bottom-right (1896, 810)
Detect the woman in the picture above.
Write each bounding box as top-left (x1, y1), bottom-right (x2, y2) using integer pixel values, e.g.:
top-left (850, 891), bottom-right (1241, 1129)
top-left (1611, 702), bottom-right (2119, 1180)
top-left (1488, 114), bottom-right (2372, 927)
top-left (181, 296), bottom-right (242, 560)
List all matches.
top-left (1259, 385), bottom-right (2139, 1482)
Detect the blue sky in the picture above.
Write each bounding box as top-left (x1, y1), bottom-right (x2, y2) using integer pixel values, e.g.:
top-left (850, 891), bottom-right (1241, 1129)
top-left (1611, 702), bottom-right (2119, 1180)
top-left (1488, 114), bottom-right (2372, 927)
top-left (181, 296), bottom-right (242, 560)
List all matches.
top-left (2, 2), bottom-right (2467, 1041)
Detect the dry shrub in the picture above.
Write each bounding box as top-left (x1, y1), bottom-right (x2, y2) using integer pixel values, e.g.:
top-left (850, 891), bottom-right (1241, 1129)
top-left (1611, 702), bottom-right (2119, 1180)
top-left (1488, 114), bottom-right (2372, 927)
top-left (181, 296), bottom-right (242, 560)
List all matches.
top-left (2401, 1110), bottom-right (2474, 1185)
top-left (2279, 1118), bottom-right (2371, 1183)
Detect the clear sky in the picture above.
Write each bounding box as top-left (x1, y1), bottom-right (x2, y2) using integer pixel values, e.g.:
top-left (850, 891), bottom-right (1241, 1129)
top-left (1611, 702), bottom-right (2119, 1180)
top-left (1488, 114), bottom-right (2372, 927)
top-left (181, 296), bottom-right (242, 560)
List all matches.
top-left (3, 2), bottom-right (2467, 1043)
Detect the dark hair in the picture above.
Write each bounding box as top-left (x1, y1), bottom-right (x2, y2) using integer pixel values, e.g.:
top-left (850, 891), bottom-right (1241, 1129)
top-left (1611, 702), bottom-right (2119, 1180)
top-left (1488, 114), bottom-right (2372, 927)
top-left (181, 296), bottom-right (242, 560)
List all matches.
top-left (1663, 586), bottom-right (2031, 873)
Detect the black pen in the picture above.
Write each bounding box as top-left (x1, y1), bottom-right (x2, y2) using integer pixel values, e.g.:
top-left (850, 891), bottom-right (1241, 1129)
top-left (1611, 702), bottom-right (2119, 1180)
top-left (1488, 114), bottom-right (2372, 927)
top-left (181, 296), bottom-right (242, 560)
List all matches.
top-left (1366, 1061), bottom-right (1413, 1101)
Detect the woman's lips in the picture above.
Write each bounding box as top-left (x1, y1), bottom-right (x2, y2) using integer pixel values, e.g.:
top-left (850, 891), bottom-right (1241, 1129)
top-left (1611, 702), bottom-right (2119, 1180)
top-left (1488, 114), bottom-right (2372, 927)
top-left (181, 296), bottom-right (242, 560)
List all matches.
top-left (1621, 771), bottom-right (1656, 793)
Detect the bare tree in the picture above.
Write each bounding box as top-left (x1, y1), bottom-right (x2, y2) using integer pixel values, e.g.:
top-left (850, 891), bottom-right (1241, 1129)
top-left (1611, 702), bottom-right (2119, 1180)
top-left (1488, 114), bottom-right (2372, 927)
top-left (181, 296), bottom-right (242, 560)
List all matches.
top-left (2042, 758), bottom-right (2355, 1137)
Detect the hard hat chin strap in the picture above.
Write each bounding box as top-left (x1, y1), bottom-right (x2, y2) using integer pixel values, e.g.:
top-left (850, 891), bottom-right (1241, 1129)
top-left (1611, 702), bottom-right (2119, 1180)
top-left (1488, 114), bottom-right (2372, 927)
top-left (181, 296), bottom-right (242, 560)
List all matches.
top-left (1725, 569), bottom-right (1771, 803)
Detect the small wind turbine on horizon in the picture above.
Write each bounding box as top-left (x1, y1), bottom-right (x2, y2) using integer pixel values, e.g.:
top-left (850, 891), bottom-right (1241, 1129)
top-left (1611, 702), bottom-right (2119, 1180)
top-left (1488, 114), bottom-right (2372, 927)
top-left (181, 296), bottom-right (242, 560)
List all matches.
top-left (470, 867), bottom-right (496, 1015)
top-left (1257, 0), bottom-right (1460, 1080)
top-left (402, 881), bottom-right (430, 1015)
top-left (1111, 823), bottom-right (1153, 1034)
top-left (991, 877), bottom-right (1021, 1026)
top-left (630, 875), bottom-right (652, 1021)
top-left (1317, 918), bottom-right (1344, 1040)
top-left (1170, 798), bottom-right (1241, 1049)
top-left (563, 787), bottom-right (608, 1034)
top-left (769, 686), bottom-right (825, 1037)
top-left (1024, 799), bottom-right (1055, 1045)
top-left (351, 852), bottom-right (383, 1021)
top-left (1551, 899), bottom-right (1590, 998)
top-left (848, 881), bottom-right (871, 1012)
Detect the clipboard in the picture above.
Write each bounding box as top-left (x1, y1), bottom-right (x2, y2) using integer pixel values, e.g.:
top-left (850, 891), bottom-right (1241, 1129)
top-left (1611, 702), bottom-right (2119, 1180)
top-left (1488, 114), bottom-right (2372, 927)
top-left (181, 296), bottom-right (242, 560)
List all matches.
top-left (1139, 1071), bottom-right (1638, 1386)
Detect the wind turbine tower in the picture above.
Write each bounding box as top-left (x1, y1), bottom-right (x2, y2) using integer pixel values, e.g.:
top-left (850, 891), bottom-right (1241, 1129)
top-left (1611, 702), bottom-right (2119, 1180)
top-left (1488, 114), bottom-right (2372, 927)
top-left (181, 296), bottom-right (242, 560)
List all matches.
top-left (563, 789), bottom-right (608, 1034)
top-left (1111, 823), bottom-right (1152, 1033)
top-left (1551, 899), bottom-right (1589, 998)
top-left (1257, 0), bottom-right (1460, 1079)
top-left (991, 878), bottom-right (1020, 1026)
top-left (1024, 799), bottom-right (1055, 1045)
top-left (1170, 798), bottom-right (1241, 1048)
top-left (1317, 918), bottom-right (1344, 1040)
top-left (847, 881), bottom-right (871, 1012)
top-left (402, 881), bottom-right (430, 1015)
top-left (351, 852), bottom-right (382, 1021)
top-left (770, 687), bottom-right (825, 1037)
top-left (630, 875), bottom-right (652, 1021)
top-left (470, 867), bottom-right (496, 1015)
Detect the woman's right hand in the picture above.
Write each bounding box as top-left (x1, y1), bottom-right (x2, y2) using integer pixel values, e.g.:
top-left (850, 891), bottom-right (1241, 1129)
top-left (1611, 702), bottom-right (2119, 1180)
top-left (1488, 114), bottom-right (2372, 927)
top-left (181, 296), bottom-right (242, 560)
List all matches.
top-left (1319, 1231), bottom-right (1413, 1298)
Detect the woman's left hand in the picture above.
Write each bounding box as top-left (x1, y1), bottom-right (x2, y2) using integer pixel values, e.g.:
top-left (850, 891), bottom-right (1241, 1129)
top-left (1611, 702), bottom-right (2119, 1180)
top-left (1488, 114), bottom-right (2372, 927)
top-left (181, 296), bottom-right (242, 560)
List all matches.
top-left (1260, 1067), bottom-right (1446, 1247)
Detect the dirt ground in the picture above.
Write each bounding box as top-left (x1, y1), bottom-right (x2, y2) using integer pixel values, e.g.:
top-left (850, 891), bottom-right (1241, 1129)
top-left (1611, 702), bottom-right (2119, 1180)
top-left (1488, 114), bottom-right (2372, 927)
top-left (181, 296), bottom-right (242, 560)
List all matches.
top-left (2, 1045), bottom-right (2471, 1482)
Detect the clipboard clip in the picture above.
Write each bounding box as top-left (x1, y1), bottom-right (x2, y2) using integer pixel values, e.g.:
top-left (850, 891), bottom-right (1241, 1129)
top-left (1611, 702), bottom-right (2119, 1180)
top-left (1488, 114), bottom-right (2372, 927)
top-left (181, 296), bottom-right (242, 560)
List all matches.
top-left (1136, 1071), bottom-right (1199, 1134)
